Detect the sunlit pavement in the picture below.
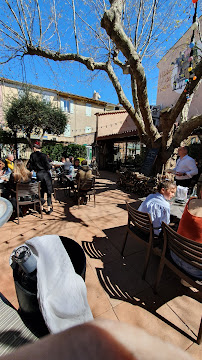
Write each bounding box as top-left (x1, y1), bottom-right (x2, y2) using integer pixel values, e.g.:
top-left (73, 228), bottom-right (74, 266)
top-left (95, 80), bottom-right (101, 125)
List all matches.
top-left (0, 171), bottom-right (201, 358)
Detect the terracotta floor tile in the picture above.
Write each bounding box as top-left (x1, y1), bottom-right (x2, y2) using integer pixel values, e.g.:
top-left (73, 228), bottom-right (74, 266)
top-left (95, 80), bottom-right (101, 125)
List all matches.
top-left (186, 343), bottom-right (202, 360)
top-left (113, 302), bottom-right (193, 350)
top-left (0, 171), bottom-right (199, 358)
top-left (94, 308), bottom-right (119, 321)
top-left (85, 263), bottom-right (112, 318)
top-left (165, 295), bottom-right (202, 338)
top-left (94, 258), bottom-right (150, 308)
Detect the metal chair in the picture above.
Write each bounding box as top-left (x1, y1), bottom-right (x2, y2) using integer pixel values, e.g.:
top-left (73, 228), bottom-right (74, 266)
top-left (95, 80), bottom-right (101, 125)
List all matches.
top-left (16, 182), bottom-right (43, 224)
top-left (154, 222), bottom-right (202, 344)
top-left (121, 202), bottom-right (161, 279)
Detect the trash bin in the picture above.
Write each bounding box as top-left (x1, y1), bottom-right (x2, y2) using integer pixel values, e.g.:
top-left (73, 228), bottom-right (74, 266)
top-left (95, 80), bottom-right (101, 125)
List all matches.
top-left (12, 236), bottom-right (86, 336)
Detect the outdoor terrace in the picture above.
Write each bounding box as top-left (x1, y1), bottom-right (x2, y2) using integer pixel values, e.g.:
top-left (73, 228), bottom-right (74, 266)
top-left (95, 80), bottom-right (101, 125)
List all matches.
top-left (0, 171), bottom-right (201, 358)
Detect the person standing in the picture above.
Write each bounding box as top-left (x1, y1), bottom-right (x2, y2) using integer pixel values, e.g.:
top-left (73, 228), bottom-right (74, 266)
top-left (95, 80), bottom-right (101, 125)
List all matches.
top-left (27, 141), bottom-right (53, 215)
top-left (168, 146), bottom-right (198, 188)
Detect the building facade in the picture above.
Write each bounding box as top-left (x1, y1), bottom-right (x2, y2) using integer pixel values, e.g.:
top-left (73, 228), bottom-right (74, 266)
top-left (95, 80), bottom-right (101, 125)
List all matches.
top-left (157, 16), bottom-right (202, 119)
top-left (0, 78), bottom-right (119, 148)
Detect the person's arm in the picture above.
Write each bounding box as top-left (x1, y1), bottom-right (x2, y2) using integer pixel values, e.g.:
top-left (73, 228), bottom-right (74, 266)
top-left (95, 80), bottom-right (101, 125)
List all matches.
top-left (27, 156), bottom-right (33, 171)
top-left (183, 158), bottom-right (198, 178)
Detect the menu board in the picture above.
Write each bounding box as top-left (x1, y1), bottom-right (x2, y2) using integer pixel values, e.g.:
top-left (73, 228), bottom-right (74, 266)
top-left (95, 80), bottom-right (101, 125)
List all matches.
top-left (140, 148), bottom-right (159, 176)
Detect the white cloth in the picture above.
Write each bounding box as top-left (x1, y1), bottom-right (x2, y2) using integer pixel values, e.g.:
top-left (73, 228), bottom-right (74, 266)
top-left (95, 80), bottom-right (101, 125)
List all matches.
top-left (26, 235), bottom-right (93, 334)
top-left (176, 185), bottom-right (188, 201)
top-left (138, 193), bottom-right (170, 235)
top-left (173, 155), bottom-right (198, 180)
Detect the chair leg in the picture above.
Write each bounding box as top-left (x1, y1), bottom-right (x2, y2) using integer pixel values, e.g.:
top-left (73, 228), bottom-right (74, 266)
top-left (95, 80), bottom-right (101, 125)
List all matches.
top-left (121, 229), bottom-right (129, 257)
top-left (197, 317), bottom-right (202, 345)
top-left (39, 201), bottom-right (43, 219)
top-left (17, 203), bottom-right (20, 225)
top-left (154, 261), bottom-right (165, 294)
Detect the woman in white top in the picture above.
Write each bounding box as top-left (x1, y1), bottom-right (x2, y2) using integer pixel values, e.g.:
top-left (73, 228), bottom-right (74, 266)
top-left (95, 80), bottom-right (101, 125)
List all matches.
top-left (138, 180), bottom-right (176, 236)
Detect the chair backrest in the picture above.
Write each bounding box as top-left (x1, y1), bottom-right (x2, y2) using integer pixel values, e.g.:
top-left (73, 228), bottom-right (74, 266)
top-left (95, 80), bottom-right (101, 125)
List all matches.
top-left (16, 182), bottom-right (41, 198)
top-left (126, 202), bottom-right (153, 236)
top-left (162, 222), bottom-right (202, 271)
top-left (78, 177), bottom-right (95, 191)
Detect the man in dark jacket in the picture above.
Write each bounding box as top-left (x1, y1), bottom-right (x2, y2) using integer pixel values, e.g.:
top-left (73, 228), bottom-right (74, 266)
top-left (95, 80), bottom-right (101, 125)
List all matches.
top-left (27, 141), bottom-right (53, 214)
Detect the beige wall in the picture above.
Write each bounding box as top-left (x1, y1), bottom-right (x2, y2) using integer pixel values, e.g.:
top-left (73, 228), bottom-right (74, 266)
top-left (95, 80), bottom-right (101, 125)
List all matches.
top-left (0, 78), bottom-right (118, 146)
top-left (97, 111), bottom-right (137, 138)
top-left (157, 17), bottom-right (202, 118)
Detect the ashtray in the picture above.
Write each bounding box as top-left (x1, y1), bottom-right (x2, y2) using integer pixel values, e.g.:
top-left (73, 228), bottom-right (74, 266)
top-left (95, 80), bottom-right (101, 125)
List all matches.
top-left (174, 198), bottom-right (186, 204)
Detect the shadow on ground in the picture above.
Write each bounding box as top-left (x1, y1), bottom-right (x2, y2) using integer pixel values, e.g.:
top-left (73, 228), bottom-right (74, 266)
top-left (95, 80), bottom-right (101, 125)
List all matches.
top-left (82, 223), bottom-right (202, 343)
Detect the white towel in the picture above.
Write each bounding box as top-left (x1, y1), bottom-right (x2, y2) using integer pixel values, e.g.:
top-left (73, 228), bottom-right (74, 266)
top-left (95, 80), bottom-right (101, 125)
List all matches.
top-left (176, 185), bottom-right (188, 201)
top-left (26, 235), bottom-right (93, 334)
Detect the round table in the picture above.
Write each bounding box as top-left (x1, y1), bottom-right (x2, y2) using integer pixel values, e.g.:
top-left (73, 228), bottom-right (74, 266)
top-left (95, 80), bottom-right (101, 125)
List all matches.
top-left (0, 197), bottom-right (13, 227)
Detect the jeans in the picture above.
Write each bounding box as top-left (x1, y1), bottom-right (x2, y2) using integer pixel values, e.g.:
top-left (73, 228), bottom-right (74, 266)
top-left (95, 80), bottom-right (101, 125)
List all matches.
top-left (170, 250), bottom-right (202, 279)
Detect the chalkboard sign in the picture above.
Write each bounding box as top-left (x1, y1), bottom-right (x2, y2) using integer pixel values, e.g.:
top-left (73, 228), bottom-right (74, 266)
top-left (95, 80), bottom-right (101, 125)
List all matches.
top-left (140, 148), bottom-right (159, 176)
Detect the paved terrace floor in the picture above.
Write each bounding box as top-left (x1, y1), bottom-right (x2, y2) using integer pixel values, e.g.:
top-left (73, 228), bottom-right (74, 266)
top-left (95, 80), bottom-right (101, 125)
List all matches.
top-left (0, 171), bottom-right (201, 358)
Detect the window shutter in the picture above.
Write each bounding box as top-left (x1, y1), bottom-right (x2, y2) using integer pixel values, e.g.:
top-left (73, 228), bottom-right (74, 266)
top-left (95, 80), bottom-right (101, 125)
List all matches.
top-left (64, 124), bottom-right (71, 137)
top-left (86, 104), bottom-right (91, 116)
top-left (70, 100), bottom-right (74, 113)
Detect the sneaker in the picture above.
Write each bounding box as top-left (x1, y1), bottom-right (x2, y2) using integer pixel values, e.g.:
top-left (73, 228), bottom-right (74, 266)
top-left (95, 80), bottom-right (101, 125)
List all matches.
top-left (46, 208), bottom-right (53, 215)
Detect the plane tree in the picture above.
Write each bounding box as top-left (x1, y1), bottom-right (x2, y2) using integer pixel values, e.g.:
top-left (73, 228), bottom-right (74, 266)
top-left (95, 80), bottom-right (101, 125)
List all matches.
top-left (0, 0), bottom-right (202, 170)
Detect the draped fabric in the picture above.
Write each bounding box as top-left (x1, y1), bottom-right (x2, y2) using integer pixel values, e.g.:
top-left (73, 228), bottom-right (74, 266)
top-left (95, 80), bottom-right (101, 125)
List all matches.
top-left (177, 199), bottom-right (202, 243)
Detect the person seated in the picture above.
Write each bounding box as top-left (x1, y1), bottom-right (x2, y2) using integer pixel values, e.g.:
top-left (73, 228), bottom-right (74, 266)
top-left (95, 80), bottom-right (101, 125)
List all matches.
top-left (74, 158), bottom-right (81, 171)
top-left (0, 159), bottom-right (8, 178)
top-left (3, 159), bottom-right (32, 217)
top-left (170, 182), bottom-right (202, 280)
top-left (76, 160), bottom-right (93, 204)
top-left (138, 180), bottom-right (176, 238)
top-left (5, 153), bottom-right (14, 175)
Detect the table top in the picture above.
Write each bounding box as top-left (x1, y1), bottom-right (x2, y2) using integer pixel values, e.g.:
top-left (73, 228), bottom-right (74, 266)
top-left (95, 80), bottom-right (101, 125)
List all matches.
top-left (0, 197), bottom-right (13, 227)
top-left (170, 200), bottom-right (185, 219)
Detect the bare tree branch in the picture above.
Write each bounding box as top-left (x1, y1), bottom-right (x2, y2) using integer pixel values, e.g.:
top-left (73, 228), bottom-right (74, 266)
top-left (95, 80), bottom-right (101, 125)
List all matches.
top-left (72, 0), bottom-right (79, 54)
top-left (140, 0), bottom-right (157, 59)
top-left (18, 0), bottom-right (33, 45)
top-left (134, 0), bottom-right (143, 49)
top-left (52, 0), bottom-right (61, 52)
top-left (36, 0), bottom-right (42, 47)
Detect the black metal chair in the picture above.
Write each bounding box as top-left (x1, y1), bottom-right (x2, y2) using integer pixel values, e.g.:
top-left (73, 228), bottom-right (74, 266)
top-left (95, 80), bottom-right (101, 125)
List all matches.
top-left (16, 182), bottom-right (43, 224)
top-left (154, 222), bottom-right (202, 344)
top-left (122, 202), bottom-right (161, 279)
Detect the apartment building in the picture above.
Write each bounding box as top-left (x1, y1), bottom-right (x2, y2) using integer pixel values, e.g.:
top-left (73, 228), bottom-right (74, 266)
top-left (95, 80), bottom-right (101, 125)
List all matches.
top-left (0, 78), bottom-right (119, 146)
top-left (156, 16), bottom-right (202, 119)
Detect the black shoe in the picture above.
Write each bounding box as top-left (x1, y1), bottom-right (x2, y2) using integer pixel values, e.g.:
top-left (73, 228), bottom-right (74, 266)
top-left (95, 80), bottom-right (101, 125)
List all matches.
top-left (46, 208), bottom-right (53, 215)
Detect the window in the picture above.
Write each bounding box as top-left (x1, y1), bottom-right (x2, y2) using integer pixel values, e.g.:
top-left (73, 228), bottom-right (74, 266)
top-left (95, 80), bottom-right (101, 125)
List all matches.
top-left (60, 99), bottom-right (74, 113)
top-left (85, 126), bottom-right (92, 134)
top-left (18, 88), bottom-right (24, 98)
top-left (64, 124), bottom-right (71, 137)
top-left (42, 94), bottom-right (50, 103)
top-left (86, 103), bottom-right (91, 116)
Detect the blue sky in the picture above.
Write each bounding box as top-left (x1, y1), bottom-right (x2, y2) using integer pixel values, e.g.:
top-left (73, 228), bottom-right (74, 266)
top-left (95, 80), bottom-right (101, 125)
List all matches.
top-left (0, 1), bottom-right (200, 106)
